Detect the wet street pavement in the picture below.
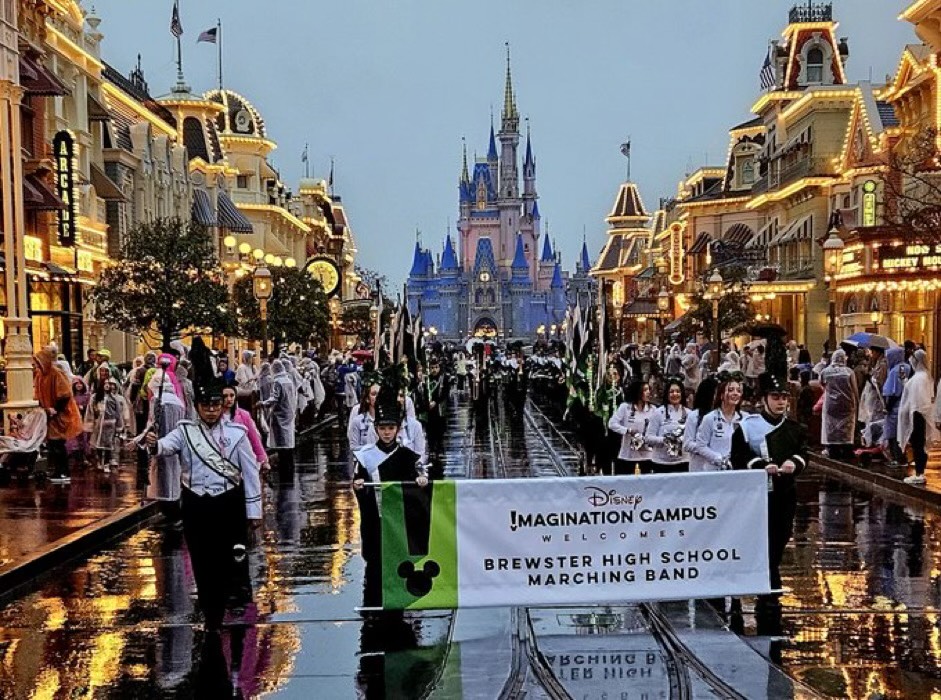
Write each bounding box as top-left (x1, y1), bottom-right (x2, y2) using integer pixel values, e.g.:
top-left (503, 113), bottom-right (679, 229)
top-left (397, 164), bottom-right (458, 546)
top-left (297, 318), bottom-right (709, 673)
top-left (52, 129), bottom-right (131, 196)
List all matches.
top-left (0, 393), bottom-right (940, 697)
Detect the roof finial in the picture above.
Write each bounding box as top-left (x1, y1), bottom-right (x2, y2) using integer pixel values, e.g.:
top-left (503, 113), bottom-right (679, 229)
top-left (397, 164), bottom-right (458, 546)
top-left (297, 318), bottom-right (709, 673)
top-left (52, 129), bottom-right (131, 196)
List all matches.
top-left (461, 136), bottom-right (469, 182)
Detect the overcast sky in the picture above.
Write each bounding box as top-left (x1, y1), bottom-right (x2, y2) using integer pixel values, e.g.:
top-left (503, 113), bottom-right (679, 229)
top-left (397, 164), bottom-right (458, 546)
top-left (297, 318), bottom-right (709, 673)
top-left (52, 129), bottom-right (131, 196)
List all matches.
top-left (91, 1), bottom-right (915, 288)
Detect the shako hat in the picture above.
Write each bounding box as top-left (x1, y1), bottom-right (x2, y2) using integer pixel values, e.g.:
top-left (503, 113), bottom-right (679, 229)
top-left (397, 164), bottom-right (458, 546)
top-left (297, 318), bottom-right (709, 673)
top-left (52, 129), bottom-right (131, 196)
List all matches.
top-left (189, 336), bottom-right (225, 403)
top-left (750, 322), bottom-right (789, 397)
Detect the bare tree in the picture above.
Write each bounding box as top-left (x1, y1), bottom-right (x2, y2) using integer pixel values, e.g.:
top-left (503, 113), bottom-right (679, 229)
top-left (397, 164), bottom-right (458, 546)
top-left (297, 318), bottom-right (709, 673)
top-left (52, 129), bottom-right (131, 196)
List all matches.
top-left (882, 127), bottom-right (941, 245)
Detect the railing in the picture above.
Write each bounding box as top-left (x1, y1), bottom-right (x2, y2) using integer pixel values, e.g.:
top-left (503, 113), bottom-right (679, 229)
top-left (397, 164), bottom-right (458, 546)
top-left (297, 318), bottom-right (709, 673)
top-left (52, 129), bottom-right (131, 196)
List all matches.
top-left (789, 3), bottom-right (832, 24)
top-left (771, 156), bottom-right (833, 189)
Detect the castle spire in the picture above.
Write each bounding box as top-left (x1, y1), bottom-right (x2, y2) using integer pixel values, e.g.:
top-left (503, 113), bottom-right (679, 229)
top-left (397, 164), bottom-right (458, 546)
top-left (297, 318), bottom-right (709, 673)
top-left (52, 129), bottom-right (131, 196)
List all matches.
top-left (488, 115), bottom-right (498, 161)
top-left (524, 120), bottom-right (534, 170)
top-left (461, 136), bottom-right (469, 182)
top-left (501, 42), bottom-right (519, 130)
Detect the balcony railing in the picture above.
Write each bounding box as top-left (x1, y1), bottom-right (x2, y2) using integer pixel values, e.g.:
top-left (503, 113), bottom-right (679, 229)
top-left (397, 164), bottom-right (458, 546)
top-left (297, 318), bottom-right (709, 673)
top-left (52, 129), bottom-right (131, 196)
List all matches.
top-left (789, 3), bottom-right (832, 24)
top-left (771, 156), bottom-right (833, 189)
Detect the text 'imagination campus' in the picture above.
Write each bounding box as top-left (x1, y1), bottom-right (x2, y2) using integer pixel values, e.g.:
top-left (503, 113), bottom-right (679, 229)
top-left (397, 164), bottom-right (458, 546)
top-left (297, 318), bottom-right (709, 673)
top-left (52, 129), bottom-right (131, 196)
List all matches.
top-left (508, 506), bottom-right (719, 533)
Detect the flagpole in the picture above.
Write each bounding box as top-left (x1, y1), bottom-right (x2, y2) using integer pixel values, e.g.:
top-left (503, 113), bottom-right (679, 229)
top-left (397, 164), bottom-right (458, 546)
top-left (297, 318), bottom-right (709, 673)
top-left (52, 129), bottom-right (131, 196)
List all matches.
top-left (175, 1), bottom-right (183, 83)
top-left (217, 18), bottom-right (223, 91)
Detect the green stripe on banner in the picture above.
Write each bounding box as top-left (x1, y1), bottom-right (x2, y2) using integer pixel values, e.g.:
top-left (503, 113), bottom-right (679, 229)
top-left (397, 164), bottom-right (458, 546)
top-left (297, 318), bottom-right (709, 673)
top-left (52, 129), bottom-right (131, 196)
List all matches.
top-left (381, 480), bottom-right (458, 610)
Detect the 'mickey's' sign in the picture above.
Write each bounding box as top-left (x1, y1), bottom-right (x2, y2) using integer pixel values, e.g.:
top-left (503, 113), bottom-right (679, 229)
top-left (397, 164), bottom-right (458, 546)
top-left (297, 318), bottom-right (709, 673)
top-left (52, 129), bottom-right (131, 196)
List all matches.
top-left (877, 243), bottom-right (941, 271)
top-left (53, 130), bottom-right (76, 246)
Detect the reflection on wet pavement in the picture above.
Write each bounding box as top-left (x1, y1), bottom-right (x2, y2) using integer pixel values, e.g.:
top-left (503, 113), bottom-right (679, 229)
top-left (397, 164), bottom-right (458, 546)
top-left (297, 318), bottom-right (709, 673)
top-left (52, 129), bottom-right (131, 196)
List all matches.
top-left (1, 395), bottom-right (941, 698)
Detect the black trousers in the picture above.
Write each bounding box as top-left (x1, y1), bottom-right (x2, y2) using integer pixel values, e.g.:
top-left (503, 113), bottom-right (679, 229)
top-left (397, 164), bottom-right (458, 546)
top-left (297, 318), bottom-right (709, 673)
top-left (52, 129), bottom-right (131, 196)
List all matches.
top-left (912, 412), bottom-right (929, 476)
top-left (47, 439), bottom-right (68, 478)
top-left (181, 485), bottom-right (250, 630)
top-left (768, 492), bottom-right (797, 591)
top-left (649, 461), bottom-right (688, 475)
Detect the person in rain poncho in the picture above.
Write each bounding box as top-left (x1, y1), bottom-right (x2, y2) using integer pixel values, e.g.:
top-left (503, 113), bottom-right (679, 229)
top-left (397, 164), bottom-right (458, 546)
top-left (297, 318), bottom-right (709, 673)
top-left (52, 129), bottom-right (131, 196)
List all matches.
top-left (717, 350), bottom-right (742, 375)
top-left (681, 343), bottom-right (701, 393)
top-left (235, 350), bottom-right (257, 411)
top-left (899, 349), bottom-right (936, 485)
top-left (664, 344), bottom-right (683, 377)
top-left (820, 349), bottom-right (858, 459)
top-left (262, 360), bottom-right (298, 474)
top-left (786, 340), bottom-right (800, 368)
top-left (85, 367), bottom-right (129, 471)
top-left (175, 361), bottom-right (196, 421)
top-left (286, 355), bottom-right (312, 418)
top-left (144, 367), bottom-right (187, 512)
top-left (256, 362), bottom-right (273, 436)
top-left (881, 347), bottom-right (909, 465)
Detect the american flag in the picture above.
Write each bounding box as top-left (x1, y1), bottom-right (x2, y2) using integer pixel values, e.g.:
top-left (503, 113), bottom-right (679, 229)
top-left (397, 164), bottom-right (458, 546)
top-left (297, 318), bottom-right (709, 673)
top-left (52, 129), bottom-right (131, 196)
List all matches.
top-left (197, 27), bottom-right (217, 44)
top-left (170, 2), bottom-right (183, 38)
top-left (760, 47), bottom-right (775, 91)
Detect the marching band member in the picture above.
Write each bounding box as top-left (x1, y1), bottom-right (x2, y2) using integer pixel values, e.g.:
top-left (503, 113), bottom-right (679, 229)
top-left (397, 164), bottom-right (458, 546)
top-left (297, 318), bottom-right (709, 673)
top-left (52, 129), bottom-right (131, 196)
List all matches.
top-left (645, 377), bottom-right (689, 474)
top-left (607, 380), bottom-right (655, 475)
top-left (352, 385), bottom-right (428, 608)
top-left (146, 337), bottom-right (261, 631)
top-left (731, 368), bottom-right (808, 616)
top-left (690, 373), bottom-right (743, 472)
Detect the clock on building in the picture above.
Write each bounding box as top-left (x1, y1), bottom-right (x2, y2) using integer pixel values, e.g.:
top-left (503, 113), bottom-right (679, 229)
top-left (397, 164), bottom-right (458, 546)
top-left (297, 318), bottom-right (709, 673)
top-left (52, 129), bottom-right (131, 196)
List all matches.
top-left (479, 272), bottom-right (491, 283)
top-left (305, 256), bottom-right (341, 297)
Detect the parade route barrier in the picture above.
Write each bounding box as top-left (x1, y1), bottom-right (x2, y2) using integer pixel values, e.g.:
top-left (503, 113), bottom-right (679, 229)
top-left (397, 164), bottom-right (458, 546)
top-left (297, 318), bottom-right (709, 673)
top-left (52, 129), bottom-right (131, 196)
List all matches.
top-left (377, 471), bottom-right (771, 610)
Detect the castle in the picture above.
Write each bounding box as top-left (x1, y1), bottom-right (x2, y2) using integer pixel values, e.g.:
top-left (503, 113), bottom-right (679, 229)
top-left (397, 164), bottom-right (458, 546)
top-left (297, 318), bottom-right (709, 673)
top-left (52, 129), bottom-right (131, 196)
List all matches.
top-left (406, 48), bottom-right (593, 343)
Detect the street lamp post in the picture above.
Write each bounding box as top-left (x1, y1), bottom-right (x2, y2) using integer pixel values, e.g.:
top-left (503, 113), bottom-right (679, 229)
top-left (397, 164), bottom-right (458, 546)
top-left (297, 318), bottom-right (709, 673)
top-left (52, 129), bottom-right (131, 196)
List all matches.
top-left (704, 269), bottom-right (724, 371)
top-left (252, 264), bottom-right (272, 359)
top-left (657, 287), bottom-right (670, 343)
top-left (823, 226), bottom-right (845, 352)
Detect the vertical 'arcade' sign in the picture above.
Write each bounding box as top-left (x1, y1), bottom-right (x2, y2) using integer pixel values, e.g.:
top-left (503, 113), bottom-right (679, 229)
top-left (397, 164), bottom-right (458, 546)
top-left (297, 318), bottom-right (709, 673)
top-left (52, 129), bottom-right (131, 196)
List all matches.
top-left (53, 130), bottom-right (76, 246)
top-left (668, 222), bottom-right (685, 285)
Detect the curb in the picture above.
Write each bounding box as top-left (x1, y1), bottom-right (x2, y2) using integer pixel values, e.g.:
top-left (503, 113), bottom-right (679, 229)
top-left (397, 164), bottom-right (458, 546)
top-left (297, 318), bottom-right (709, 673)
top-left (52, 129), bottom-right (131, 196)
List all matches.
top-left (810, 453), bottom-right (941, 511)
top-left (0, 499), bottom-right (160, 602)
top-left (0, 414), bottom-right (337, 601)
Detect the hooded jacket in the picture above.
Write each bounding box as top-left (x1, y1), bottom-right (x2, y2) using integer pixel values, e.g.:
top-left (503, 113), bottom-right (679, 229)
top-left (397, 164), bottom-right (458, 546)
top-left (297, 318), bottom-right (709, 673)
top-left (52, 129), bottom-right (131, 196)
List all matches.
top-left (33, 348), bottom-right (83, 440)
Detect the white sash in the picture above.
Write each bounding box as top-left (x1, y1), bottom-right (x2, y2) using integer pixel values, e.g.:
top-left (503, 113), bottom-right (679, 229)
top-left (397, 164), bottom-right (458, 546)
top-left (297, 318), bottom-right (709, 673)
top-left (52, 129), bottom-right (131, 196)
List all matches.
top-left (181, 423), bottom-right (242, 486)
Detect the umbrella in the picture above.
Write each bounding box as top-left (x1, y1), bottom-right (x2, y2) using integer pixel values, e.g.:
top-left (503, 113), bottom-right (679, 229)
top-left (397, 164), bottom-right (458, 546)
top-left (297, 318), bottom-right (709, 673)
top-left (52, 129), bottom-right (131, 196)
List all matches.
top-left (745, 338), bottom-right (767, 350)
top-left (351, 349), bottom-right (373, 360)
top-left (842, 332), bottom-right (897, 350)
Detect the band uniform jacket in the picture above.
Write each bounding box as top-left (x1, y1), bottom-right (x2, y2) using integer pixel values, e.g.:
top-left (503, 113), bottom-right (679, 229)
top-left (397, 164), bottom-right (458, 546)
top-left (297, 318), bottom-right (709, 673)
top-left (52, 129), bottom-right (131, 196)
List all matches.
top-left (157, 419), bottom-right (263, 519)
top-left (730, 411), bottom-right (808, 493)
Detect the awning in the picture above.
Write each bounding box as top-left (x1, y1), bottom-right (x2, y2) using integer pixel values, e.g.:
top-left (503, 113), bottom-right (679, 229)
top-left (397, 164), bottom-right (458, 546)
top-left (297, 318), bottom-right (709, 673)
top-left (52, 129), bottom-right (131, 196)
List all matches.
top-left (635, 266), bottom-right (656, 280)
top-left (664, 312), bottom-right (690, 333)
top-left (22, 174), bottom-right (65, 210)
top-left (90, 163), bottom-right (126, 202)
top-left (774, 214), bottom-right (813, 244)
top-left (724, 224), bottom-right (754, 247)
top-left (688, 231), bottom-right (712, 255)
top-left (779, 125), bottom-right (812, 154)
top-left (87, 93), bottom-right (110, 122)
top-left (191, 189), bottom-right (217, 227)
top-left (217, 191), bottom-right (253, 233)
top-left (43, 262), bottom-right (75, 276)
top-left (622, 298), bottom-right (661, 318)
top-left (19, 54), bottom-right (70, 97)
top-left (748, 219), bottom-right (776, 249)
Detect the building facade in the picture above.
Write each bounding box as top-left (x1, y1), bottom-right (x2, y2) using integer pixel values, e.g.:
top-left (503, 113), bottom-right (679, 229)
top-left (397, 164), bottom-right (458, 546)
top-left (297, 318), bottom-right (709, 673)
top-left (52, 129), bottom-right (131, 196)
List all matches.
top-left (406, 51), bottom-right (590, 342)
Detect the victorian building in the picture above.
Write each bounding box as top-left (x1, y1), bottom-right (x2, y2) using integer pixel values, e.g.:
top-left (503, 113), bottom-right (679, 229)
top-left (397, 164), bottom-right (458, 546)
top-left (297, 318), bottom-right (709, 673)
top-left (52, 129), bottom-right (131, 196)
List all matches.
top-left (406, 50), bottom-right (590, 342)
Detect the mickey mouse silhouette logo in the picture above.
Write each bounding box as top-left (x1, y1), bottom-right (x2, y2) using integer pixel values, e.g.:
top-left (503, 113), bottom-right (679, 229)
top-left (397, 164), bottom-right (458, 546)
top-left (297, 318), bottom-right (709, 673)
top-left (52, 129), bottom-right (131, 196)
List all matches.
top-left (397, 559), bottom-right (441, 597)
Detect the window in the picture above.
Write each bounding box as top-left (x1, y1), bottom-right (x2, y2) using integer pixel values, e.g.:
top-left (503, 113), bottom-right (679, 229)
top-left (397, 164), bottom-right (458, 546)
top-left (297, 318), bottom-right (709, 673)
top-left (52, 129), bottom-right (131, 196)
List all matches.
top-left (807, 47), bottom-right (824, 84)
top-left (236, 174), bottom-right (250, 189)
top-left (742, 160), bottom-right (755, 185)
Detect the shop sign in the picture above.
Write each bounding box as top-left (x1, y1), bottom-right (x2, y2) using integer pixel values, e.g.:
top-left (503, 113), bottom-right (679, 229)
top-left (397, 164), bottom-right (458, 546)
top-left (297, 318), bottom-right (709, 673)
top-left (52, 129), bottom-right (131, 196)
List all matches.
top-left (877, 243), bottom-right (941, 270)
top-left (668, 223), bottom-right (685, 285)
top-left (77, 251), bottom-right (94, 273)
top-left (862, 180), bottom-right (877, 227)
top-left (24, 236), bottom-right (43, 262)
top-left (53, 131), bottom-right (77, 246)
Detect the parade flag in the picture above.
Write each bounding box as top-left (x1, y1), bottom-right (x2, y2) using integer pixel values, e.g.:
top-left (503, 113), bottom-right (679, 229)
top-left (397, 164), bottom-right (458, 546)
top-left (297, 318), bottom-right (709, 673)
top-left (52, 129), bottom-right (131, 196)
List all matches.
top-left (197, 26), bottom-right (218, 43)
top-left (377, 471), bottom-right (771, 610)
top-left (170, 1), bottom-right (183, 38)
top-left (760, 47), bottom-right (776, 90)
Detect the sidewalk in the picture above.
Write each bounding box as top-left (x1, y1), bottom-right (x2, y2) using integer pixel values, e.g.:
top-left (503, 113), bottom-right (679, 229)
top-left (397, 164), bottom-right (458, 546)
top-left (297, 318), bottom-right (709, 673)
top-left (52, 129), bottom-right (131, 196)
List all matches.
top-left (809, 449), bottom-right (941, 511)
top-left (0, 458), bottom-right (156, 596)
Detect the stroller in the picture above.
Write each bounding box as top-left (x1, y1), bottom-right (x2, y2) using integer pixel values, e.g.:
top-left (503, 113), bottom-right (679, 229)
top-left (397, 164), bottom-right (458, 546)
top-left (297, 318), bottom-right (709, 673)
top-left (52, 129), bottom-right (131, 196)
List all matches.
top-left (0, 411), bottom-right (48, 481)
top-left (856, 419), bottom-right (886, 467)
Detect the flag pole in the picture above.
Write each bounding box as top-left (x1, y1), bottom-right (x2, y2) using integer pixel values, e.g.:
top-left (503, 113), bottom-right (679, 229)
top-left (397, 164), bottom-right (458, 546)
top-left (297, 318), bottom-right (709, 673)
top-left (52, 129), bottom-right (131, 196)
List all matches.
top-left (175, 1), bottom-right (183, 84)
top-left (217, 18), bottom-right (223, 90)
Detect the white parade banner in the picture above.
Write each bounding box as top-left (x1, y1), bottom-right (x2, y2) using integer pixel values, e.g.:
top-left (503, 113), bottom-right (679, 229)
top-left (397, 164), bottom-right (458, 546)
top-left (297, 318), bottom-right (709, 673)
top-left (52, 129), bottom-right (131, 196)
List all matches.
top-left (453, 471), bottom-right (770, 608)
